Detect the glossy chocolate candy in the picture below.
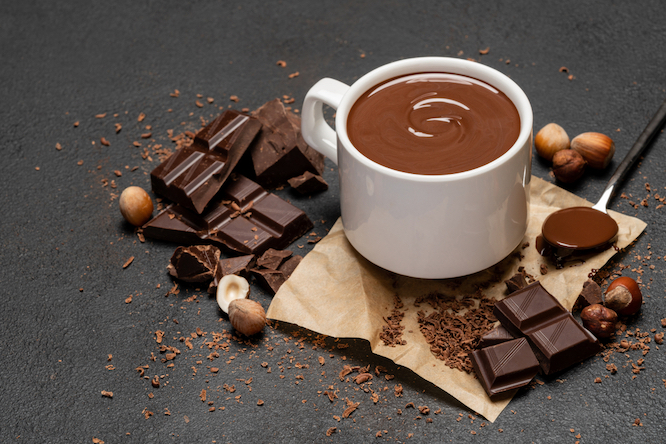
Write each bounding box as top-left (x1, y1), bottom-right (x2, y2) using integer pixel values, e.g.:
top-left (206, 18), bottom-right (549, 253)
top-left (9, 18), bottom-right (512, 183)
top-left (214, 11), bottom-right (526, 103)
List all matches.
top-left (143, 174), bottom-right (313, 255)
top-left (151, 110), bottom-right (261, 213)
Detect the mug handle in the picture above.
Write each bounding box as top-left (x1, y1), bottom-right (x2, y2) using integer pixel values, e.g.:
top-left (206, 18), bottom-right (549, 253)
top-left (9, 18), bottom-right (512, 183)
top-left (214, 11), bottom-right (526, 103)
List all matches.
top-left (301, 78), bottom-right (350, 165)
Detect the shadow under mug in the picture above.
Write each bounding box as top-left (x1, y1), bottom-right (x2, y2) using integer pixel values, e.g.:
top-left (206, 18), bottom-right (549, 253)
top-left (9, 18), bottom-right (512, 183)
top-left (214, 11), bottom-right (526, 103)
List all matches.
top-left (302, 57), bottom-right (533, 279)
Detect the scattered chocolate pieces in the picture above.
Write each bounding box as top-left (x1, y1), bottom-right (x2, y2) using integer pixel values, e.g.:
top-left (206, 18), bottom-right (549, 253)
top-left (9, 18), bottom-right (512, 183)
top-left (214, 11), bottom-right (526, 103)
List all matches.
top-left (143, 174), bottom-right (313, 255)
top-left (288, 171), bottom-right (328, 195)
top-left (478, 325), bottom-right (515, 348)
top-left (493, 281), bottom-right (600, 375)
top-left (250, 249), bottom-right (302, 294)
top-left (504, 272), bottom-right (527, 294)
top-left (151, 110), bottom-right (261, 213)
top-left (167, 245), bottom-right (220, 283)
top-left (249, 99), bottom-right (324, 186)
top-left (575, 279), bottom-right (603, 309)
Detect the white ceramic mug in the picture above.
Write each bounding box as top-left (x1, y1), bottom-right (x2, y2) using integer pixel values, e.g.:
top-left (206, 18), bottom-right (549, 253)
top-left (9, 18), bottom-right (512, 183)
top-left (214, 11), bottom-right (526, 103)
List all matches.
top-left (302, 57), bottom-right (533, 279)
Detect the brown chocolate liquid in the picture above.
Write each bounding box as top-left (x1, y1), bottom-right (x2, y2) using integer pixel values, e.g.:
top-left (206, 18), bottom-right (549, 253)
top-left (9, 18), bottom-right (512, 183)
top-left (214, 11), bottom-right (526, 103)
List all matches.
top-left (537, 207), bottom-right (619, 264)
top-left (347, 72), bottom-right (521, 175)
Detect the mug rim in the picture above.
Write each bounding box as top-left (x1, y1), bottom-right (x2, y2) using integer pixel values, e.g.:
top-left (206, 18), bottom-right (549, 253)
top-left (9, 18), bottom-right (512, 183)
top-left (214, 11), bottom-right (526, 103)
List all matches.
top-left (335, 57), bottom-right (533, 182)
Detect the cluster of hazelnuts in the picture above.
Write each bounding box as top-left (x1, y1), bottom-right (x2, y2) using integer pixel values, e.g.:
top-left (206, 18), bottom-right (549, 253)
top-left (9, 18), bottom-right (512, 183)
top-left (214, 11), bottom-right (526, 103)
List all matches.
top-left (580, 277), bottom-right (642, 339)
top-left (534, 123), bottom-right (615, 183)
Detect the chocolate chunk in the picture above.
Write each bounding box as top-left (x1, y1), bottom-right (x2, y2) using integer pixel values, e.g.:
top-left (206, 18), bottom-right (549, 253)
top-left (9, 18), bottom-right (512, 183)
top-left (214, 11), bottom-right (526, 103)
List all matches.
top-left (288, 171), bottom-right (328, 194)
top-left (493, 281), bottom-right (600, 375)
top-left (494, 281), bottom-right (568, 338)
top-left (478, 325), bottom-right (515, 348)
top-left (249, 99), bottom-right (324, 186)
top-left (471, 338), bottom-right (540, 397)
top-left (208, 254), bottom-right (255, 294)
top-left (504, 272), bottom-right (528, 294)
top-left (575, 279), bottom-right (603, 309)
top-left (526, 315), bottom-right (600, 375)
top-left (142, 173), bottom-right (313, 255)
top-left (167, 245), bottom-right (220, 283)
top-left (257, 248), bottom-right (292, 270)
top-left (151, 110), bottom-right (261, 213)
top-left (251, 268), bottom-right (287, 295)
top-left (278, 255), bottom-right (302, 278)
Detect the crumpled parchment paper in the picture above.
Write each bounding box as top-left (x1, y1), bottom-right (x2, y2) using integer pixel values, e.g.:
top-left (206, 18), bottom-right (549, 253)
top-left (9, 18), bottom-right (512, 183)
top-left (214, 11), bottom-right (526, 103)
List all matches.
top-left (266, 176), bottom-right (647, 421)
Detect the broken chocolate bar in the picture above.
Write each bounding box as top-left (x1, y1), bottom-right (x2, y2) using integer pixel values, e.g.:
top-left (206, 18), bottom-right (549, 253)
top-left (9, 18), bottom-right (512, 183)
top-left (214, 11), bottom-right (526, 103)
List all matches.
top-left (493, 281), bottom-right (600, 375)
top-left (168, 245), bottom-right (220, 283)
top-left (288, 171), bottom-right (328, 195)
top-left (151, 110), bottom-right (261, 213)
top-left (249, 99), bottom-right (324, 186)
top-left (208, 254), bottom-right (255, 294)
top-left (256, 248), bottom-right (293, 270)
top-left (142, 173), bottom-right (313, 255)
top-left (471, 338), bottom-right (540, 397)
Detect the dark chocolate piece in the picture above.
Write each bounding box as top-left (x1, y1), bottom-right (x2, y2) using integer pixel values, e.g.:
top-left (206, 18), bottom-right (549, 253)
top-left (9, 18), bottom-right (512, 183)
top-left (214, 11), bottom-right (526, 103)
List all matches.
top-left (167, 245), bottom-right (220, 283)
top-left (504, 272), bottom-right (528, 294)
top-left (278, 255), bottom-right (302, 278)
top-left (251, 268), bottom-right (287, 295)
top-left (288, 171), bottom-right (329, 194)
top-left (249, 99), bottom-right (324, 186)
top-left (478, 325), bottom-right (515, 348)
top-left (574, 279), bottom-right (603, 309)
top-left (526, 315), bottom-right (600, 375)
top-left (151, 110), bottom-right (261, 213)
top-left (471, 338), bottom-right (540, 397)
top-left (494, 281), bottom-right (568, 338)
top-left (143, 173), bottom-right (313, 255)
top-left (493, 281), bottom-right (600, 375)
top-left (257, 248), bottom-right (292, 270)
top-left (208, 254), bottom-right (255, 294)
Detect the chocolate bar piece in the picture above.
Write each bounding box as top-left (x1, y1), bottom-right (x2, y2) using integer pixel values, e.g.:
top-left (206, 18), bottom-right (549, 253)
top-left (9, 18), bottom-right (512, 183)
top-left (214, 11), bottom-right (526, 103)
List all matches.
top-left (167, 245), bottom-right (220, 283)
top-left (288, 171), bottom-right (329, 195)
top-left (478, 325), bottom-right (515, 348)
top-left (574, 279), bottom-right (603, 309)
top-left (493, 281), bottom-right (600, 375)
top-left (208, 254), bottom-right (255, 294)
top-left (142, 173), bottom-right (313, 255)
top-left (256, 248), bottom-right (293, 270)
top-left (251, 249), bottom-right (302, 294)
top-left (471, 338), bottom-right (540, 397)
top-left (527, 315), bottom-right (600, 375)
top-left (151, 110), bottom-right (261, 213)
top-left (249, 99), bottom-right (324, 186)
top-left (504, 272), bottom-right (528, 294)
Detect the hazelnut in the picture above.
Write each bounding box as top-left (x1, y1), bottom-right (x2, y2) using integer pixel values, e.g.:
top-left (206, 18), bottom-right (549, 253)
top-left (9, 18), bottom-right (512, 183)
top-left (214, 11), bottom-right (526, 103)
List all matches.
top-left (228, 299), bottom-right (266, 336)
top-left (216, 274), bottom-right (250, 314)
top-left (534, 123), bottom-right (570, 161)
top-left (605, 276), bottom-right (642, 316)
top-left (552, 149), bottom-right (586, 183)
top-left (119, 186), bottom-right (154, 226)
top-left (571, 132), bottom-right (615, 169)
top-left (580, 304), bottom-right (618, 339)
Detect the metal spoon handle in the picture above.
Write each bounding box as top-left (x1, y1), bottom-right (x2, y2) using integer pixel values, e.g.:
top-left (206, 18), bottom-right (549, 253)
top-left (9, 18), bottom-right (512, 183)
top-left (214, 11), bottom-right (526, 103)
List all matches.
top-left (593, 98), bottom-right (666, 212)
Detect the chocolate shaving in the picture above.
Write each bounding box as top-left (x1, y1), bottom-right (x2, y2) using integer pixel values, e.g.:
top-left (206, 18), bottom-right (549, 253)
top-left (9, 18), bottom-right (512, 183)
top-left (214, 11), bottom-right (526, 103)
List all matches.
top-left (415, 290), bottom-right (497, 373)
top-left (288, 171), bottom-right (329, 195)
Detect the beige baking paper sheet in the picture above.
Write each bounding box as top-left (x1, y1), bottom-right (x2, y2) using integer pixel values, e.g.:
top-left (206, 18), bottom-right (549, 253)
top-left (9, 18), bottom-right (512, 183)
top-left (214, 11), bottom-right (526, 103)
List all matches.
top-left (266, 176), bottom-right (646, 422)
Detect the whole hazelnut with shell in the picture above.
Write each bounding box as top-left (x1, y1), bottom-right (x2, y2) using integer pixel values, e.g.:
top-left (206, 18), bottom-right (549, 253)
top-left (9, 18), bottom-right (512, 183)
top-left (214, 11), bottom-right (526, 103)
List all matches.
top-left (580, 304), bottom-right (618, 339)
top-left (535, 123), bottom-right (570, 161)
top-left (605, 276), bottom-right (642, 316)
top-left (228, 299), bottom-right (266, 336)
top-left (571, 132), bottom-right (615, 169)
top-left (119, 186), bottom-right (154, 226)
top-left (552, 149), bottom-right (586, 183)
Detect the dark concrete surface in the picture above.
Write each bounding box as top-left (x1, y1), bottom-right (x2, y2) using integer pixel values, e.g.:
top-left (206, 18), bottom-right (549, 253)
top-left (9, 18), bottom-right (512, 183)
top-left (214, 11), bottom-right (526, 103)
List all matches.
top-left (1, 1), bottom-right (665, 442)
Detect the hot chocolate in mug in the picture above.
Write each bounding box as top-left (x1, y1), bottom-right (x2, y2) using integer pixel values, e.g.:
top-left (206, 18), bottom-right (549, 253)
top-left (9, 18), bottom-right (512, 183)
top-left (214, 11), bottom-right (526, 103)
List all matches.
top-left (302, 57), bottom-right (533, 278)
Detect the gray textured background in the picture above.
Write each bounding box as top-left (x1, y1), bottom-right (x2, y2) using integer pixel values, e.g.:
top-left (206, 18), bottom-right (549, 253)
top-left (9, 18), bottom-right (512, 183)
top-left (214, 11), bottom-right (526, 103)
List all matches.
top-left (2, 1), bottom-right (665, 442)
